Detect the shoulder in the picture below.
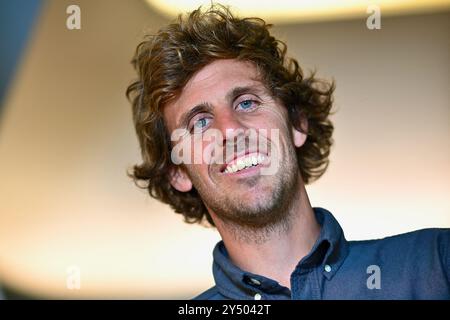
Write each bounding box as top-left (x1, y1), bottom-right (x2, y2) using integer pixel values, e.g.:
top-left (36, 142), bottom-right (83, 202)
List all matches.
top-left (331, 228), bottom-right (450, 299)
top-left (351, 228), bottom-right (449, 251)
top-left (192, 286), bottom-right (226, 300)
top-left (348, 228), bottom-right (449, 271)
top-left (384, 227), bottom-right (448, 242)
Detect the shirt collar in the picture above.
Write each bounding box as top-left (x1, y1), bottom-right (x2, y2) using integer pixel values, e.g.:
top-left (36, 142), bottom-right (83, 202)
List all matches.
top-left (211, 207), bottom-right (349, 299)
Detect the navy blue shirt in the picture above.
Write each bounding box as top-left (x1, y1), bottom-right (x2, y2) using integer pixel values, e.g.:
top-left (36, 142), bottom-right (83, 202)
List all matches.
top-left (194, 207), bottom-right (450, 300)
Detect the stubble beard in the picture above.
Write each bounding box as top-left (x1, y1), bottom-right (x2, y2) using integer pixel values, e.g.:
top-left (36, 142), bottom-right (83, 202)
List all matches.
top-left (195, 144), bottom-right (300, 244)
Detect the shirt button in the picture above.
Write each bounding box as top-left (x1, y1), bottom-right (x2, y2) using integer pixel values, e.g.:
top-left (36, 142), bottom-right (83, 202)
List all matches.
top-left (254, 293), bottom-right (262, 300)
top-left (324, 264), bottom-right (332, 272)
top-left (249, 278), bottom-right (261, 286)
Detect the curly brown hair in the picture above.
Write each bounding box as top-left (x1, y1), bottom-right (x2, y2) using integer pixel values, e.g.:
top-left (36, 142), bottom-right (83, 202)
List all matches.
top-left (126, 4), bottom-right (335, 227)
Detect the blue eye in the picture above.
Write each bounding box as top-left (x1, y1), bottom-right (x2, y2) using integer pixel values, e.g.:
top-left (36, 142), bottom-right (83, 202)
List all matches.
top-left (192, 117), bottom-right (211, 131)
top-left (237, 100), bottom-right (256, 110)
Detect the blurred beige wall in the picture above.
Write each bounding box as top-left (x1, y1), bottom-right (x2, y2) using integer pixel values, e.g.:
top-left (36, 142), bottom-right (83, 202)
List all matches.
top-left (0, 0), bottom-right (448, 298)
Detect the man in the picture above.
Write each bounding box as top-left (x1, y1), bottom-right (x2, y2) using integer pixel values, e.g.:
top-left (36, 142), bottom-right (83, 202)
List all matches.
top-left (127, 5), bottom-right (449, 299)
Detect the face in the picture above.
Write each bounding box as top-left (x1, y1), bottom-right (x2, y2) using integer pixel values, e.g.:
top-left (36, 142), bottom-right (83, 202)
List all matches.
top-left (164, 59), bottom-right (307, 228)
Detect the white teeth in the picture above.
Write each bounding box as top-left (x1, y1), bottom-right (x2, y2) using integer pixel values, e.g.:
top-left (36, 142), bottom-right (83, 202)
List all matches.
top-left (258, 154), bottom-right (264, 163)
top-left (237, 159), bottom-right (245, 170)
top-left (224, 154), bottom-right (265, 174)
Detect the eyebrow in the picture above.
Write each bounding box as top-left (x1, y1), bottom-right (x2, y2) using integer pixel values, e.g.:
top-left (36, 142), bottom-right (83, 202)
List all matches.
top-left (176, 84), bottom-right (264, 129)
top-left (225, 84), bottom-right (263, 102)
top-left (178, 102), bottom-right (213, 129)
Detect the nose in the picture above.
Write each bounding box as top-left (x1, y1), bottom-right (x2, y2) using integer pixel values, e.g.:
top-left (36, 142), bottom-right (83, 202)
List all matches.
top-left (213, 107), bottom-right (248, 144)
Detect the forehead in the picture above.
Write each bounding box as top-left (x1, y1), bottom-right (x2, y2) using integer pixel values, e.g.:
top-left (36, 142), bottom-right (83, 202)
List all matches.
top-left (184, 59), bottom-right (260, 91)
top-left (163, 59), bottom-right (264, 131)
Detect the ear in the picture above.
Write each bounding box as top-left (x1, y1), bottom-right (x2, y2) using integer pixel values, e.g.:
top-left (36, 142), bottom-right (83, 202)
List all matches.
top-left (169, 165), bottom-right (192, 192)
top-left (291, 117), bottom-right (308, 148)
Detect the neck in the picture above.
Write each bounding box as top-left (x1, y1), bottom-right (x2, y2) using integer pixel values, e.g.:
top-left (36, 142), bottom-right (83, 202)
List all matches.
top-left (212, 178), bottom-right (320, 289)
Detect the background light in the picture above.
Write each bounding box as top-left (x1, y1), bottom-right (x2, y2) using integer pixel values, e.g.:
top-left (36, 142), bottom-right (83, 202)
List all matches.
top-left (145, 0), bottom-right (450, 23)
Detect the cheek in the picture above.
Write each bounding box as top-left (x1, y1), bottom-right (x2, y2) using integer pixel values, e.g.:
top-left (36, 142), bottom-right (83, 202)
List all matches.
top-left (185, 133), bottom-right (215, 165)
top-left (253, 109), bottom-right (292, 144)
top-left (183, 164), bottom-right (203, 187)
top-left (250, 105), bottom-right (290, 130)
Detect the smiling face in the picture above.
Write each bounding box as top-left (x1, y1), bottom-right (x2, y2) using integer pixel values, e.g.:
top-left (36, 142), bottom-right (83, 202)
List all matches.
top-left (164, 59), bottom-right (307, 229)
